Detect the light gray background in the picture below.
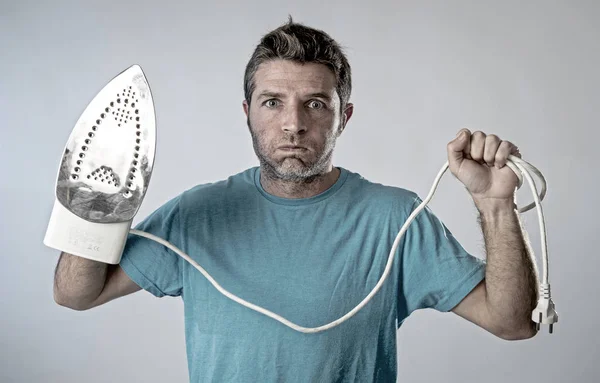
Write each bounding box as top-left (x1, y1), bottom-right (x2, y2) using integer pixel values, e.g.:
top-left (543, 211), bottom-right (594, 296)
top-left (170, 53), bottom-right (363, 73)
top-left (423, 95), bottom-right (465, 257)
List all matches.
top-left (1, 1), bottom-right (598, 382)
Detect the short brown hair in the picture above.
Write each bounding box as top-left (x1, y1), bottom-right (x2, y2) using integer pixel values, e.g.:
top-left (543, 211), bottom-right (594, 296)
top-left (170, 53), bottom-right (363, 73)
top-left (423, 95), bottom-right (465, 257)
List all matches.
top-left (243, 16), bottom-right (352, 113)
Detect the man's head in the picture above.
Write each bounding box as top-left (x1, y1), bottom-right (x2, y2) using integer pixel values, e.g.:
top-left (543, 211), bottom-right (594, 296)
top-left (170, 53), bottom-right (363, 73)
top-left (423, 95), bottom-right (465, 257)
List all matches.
top-left (243, 17), bottom-right (354, 182)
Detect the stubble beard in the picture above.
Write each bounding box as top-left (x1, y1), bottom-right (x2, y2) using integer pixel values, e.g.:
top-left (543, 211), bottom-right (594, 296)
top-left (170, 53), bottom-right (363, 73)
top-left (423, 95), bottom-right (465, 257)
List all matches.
top-left (247, 117), bottom-right (340, 183)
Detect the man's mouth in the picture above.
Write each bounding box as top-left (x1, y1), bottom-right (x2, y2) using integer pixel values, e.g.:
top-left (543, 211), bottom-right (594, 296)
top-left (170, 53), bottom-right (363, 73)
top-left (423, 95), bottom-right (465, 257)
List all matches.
top-left (278, 145), bottom-right (306, 151)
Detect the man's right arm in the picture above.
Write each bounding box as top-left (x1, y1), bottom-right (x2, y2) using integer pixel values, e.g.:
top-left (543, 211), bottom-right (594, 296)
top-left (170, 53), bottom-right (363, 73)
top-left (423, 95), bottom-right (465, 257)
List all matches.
top-left (53, 252), bottom-right (141, 310)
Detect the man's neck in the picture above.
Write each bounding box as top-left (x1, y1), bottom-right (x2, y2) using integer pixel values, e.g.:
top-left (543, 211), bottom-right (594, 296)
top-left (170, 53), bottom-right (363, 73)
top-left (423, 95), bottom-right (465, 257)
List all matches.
top-left (260, 166), bottom-right (341, 199)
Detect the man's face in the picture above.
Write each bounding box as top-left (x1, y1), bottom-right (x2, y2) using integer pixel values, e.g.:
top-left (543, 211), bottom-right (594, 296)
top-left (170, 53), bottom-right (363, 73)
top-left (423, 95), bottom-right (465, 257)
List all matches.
top-left (243, 59), bottom-right (352, 181)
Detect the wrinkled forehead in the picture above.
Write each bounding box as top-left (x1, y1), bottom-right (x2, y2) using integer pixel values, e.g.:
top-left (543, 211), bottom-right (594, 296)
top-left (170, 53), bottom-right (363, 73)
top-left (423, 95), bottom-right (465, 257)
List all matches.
top-left (253, 60), bottom-right (338, 99)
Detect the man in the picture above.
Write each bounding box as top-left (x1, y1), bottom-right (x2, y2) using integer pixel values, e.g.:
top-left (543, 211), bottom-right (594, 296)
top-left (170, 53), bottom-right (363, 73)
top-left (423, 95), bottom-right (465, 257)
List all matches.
top-left (54, 18), bottom-right (538, 382)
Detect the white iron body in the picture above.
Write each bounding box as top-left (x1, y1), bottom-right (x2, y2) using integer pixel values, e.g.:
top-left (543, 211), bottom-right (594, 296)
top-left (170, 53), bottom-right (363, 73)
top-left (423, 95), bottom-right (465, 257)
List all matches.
top-left (45, 201), bottom-right (133, 264)
top-left (44, 65), bottom-right (156, 264)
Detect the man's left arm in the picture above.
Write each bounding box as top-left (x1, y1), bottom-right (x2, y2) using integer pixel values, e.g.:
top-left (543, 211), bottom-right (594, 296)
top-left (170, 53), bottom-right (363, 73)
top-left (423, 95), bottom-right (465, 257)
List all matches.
top-left (446, 129), bottom-right (539, 341)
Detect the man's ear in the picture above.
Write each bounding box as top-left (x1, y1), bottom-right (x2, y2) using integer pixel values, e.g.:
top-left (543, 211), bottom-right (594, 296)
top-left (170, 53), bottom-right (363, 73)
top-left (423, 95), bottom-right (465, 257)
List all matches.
top-left (339, 103), bottom-right (354, 134)
top-left (243, 100), bottom-right (249, 118)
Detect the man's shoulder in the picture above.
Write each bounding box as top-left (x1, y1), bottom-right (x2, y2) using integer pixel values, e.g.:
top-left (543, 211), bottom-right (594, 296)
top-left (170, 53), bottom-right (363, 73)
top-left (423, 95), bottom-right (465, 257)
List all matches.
top-left (178, 166), bottom-right (257, 204)
top-left (344, 167), bottom-right (419, 208)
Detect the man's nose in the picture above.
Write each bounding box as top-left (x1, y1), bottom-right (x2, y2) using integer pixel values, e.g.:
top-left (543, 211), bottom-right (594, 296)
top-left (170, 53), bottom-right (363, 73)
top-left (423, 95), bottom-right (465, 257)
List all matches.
top-left (281, 105), bottom-right (307, 134)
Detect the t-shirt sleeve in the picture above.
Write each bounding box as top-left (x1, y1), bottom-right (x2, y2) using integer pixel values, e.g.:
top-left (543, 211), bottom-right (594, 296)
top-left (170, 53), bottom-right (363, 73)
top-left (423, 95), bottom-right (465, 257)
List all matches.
top-left (119, 194), bottom-right (184, 298)
top-left (397, 194), bottom-right (486, 320)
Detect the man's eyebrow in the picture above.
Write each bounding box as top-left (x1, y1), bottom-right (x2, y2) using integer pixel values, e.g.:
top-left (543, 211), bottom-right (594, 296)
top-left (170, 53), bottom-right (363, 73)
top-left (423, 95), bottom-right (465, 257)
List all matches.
top-left (256, 91), bottom-right (332, 100)
top-left (307, 92), bottom-right (332, 101)
top-left (257, 91), bottom-right (284, 99)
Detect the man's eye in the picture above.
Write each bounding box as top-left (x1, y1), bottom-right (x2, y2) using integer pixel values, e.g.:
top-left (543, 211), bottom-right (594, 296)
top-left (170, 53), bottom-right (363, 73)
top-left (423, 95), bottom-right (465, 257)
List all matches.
top-left (265, 99), bottom-right (279, 108)
top-left (308, 100), bottom-right (324, 109)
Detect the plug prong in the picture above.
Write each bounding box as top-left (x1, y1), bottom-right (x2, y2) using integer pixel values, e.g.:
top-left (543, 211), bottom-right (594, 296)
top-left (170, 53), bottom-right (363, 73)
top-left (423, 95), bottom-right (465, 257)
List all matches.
top-left (549, 324), bottom-right (553, 334)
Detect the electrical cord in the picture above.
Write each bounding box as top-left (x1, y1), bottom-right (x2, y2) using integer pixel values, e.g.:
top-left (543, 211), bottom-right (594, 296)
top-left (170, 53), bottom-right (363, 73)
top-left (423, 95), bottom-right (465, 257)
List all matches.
top-left (130, 154), bottom-right (558, 334)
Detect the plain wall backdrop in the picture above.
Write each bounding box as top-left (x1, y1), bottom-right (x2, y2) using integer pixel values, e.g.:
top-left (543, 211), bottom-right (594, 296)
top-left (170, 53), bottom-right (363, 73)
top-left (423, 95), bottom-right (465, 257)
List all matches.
top-left (1, 1), bottom-right (598, 382)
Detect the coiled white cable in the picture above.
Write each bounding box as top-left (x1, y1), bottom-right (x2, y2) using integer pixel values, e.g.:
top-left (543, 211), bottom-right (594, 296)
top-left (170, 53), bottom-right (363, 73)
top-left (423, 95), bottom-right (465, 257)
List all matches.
top-left (130, 154), bottom-right (549, 333)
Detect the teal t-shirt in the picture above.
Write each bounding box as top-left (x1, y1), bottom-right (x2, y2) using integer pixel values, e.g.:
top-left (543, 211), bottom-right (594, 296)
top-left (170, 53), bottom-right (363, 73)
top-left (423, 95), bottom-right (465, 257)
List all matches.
top-left (120, 166), bottom-right (486, 382)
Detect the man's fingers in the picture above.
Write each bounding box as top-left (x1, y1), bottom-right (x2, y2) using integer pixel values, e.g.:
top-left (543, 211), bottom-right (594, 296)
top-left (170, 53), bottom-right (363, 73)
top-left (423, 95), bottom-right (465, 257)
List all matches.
top-left (495, 141), bottom-right (511, 168)
top-left (483, 134), bottom-right (501, 167)
top-left (469, 131), bottom-right (486, 163)
top-left (447, 128), bottom-right (471, 169)
top-left (495, 141), bottom-right (520, 168)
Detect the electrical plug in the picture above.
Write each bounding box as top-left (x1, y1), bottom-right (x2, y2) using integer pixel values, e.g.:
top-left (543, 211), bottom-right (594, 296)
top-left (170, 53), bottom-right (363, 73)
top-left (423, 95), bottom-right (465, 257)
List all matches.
top-left (531, 283), bottom-right (558, 333)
